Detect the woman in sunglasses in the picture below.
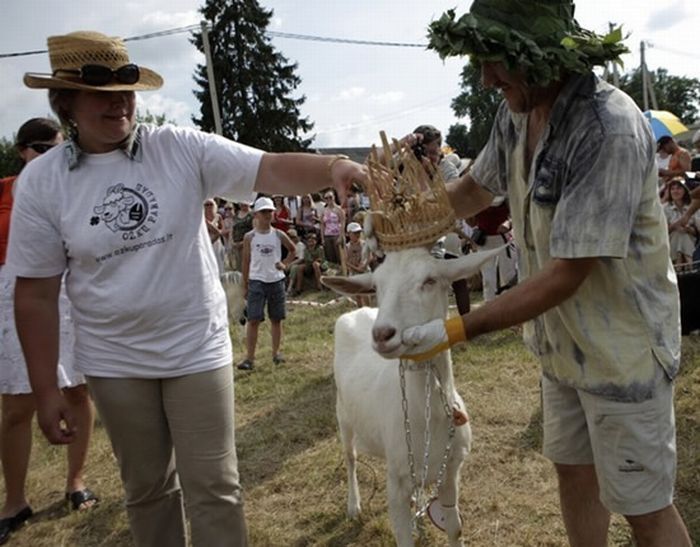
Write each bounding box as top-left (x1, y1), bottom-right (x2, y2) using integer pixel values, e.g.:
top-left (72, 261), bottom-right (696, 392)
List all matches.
top-left (0, 118), bottom-right (98, 545)
top-left (8, 31), bottom-right (365, 547)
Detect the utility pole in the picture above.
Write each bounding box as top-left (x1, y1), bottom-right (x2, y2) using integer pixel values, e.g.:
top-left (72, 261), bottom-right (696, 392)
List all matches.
top-left (201, 21), bottom-right (223, 136)
top-left (609, 23), bottom-right (620, 87)
top-left (640, 40), bottom-right (658, 112)
top-left (641, 40), bottom-right (649, 111)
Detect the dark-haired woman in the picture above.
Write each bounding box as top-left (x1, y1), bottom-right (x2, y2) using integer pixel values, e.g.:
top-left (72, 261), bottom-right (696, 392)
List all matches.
top-left (664, 179), bottom-right (699, 268)
top-left (0, 118), bottom-right (97, 545)
top-left (320, 191), bottom-right (345, 265)
top-left (295, 194), bottom-right (318, 238)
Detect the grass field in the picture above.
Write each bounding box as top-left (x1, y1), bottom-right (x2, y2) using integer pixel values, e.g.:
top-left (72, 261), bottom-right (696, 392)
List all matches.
top-left (4, 291), bottom-right (700, 546)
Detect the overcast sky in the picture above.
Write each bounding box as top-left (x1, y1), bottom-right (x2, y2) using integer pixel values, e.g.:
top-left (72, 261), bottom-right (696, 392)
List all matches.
top-left (1, 0), bottom-right (698, 148)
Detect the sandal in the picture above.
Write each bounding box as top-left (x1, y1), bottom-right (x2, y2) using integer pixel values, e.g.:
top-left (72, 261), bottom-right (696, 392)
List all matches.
top-left (0, 506), bottom-right (33, 545)
top-left (237, 359), bottom-right (254, 371)
top-left (65, 489), bottom-right (99, 511)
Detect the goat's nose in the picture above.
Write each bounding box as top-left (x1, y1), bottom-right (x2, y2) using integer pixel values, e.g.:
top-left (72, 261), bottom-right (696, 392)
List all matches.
top-left (372, 325), bottom-right (396, 343)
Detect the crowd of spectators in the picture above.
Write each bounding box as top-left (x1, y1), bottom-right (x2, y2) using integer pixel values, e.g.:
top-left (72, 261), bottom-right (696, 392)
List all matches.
top-left (657, 131), bottom-right (700, 271)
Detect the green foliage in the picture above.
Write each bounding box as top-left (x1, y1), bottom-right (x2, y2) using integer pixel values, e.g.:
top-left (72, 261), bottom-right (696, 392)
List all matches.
top-left (136, 110), bottom-right (176, 126)
top-left (191, 0), bottom-right (313, 151)
top-left (0, 137), bottom-right (22, 179)
top-left (445, 123), bottom-right (471, 158)
top-left (451, 59), bottom-right (700, 159)
top-left (613, 67), bottom-right (700, 125)
top-left (428, 3), bottom-right (628, 86)
top-left (448, 61), bottom-right (502, 157)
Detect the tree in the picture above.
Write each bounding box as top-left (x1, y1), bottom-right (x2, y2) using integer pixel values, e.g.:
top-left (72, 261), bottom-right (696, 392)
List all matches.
top-left (191, 0), bottom-right (313, 151)
top-left (136, 110), bottom-right (176, 126)
top-left (449, 61), bottom-right (501, 158)
top-left (445, 123), bottom-right (470, 159)
top-left (613, 67), bottom-right (700, 124)
top-left (0, 138), bottom-right (22, 179)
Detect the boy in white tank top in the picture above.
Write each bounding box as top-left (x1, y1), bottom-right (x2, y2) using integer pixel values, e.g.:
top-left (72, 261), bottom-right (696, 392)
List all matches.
top-left (238, 197), bottom-right (296, 371)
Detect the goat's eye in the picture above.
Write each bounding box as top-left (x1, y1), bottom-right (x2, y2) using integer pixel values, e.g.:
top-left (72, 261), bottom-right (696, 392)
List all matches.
top-left (421, 277), bottom-right (437, 289)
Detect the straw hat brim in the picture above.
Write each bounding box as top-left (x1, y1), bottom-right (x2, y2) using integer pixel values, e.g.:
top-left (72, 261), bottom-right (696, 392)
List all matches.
top-left (23, 66), bottom-right (163, 91)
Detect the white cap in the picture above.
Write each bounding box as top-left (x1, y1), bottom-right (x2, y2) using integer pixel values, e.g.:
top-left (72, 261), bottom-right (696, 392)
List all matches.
top-left (253, 197), bottom-right (275, 212)
top-left (346, 222), bottom-right (362, 233)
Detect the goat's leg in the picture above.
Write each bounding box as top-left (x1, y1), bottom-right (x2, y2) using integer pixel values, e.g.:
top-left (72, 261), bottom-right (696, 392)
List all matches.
top-left (387, 472), bottom-right (415, 547)
top-left (437, 458), bottom-right (464, 547)
top-left (338, 416), bottom-right (361, 518)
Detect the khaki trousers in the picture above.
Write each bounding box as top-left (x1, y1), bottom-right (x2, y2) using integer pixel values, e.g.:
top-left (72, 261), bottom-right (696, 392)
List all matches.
top-left (87, 366), bottom-right (248, 547)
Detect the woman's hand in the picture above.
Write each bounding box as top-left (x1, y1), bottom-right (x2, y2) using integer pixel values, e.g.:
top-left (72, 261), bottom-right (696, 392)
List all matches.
top-left (330, 158), bottom-right (367, 206)
top-left (35, 388), bottom-right (76, 445)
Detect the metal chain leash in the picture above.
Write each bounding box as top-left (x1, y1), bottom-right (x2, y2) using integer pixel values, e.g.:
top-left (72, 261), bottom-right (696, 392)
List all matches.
top-left (399, 358), bottom-right (457, 538)
top-left (416, 363), bottom-right (433, 518)
top-left (430, 365), bottom-right (458, 500)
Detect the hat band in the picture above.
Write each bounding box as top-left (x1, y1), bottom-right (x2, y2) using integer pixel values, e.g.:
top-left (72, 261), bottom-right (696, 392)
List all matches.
top-left (53, 64), bottom-right (140, 87)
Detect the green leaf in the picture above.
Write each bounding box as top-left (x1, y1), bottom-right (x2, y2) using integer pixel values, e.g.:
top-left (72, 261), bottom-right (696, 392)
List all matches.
top-left (603, 26), bottom-right (623, 44)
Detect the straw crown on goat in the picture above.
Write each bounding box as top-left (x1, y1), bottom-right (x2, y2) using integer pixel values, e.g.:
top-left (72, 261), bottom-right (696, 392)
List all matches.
top-left (365, 131), bottom-right (456, 251)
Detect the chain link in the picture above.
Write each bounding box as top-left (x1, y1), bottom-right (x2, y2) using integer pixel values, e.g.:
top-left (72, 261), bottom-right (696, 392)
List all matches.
top-left (416, 365), bottom-right (433, 519)
top-left (399, 358), bottom-right (457, 539)
top-left (431, 365), bottom-right (457, 499)
top-left (399, 360), bottom-right (417, 506)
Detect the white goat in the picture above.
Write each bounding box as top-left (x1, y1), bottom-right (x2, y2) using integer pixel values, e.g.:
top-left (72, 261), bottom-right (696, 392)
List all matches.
top-left (220, 270), bottom-right (246, 326)
top-left (323, 245), bottom-right (501, 547)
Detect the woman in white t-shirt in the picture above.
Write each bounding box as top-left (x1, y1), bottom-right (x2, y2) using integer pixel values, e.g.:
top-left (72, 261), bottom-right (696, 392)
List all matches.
top-left (8, 31), bottom-right (365, 547)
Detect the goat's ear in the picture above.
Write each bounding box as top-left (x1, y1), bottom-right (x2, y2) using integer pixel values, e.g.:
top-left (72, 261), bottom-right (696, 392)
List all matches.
top-left (440, 245), bottom-right (507, 282)
top-left (321, 273), bottom-right (375, 296)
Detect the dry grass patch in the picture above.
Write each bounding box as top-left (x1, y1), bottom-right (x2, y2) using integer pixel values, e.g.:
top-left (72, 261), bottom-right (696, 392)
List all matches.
top-left (2, 292), bottom-right (699, 546)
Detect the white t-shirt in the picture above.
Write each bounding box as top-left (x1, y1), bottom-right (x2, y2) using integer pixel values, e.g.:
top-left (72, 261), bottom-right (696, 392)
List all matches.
top-left (294, 241), bottom-right (306, 260)
top-left (6, 124), bottom-right (263, 378)
top-left (248, 229), bottom-right (285, 283)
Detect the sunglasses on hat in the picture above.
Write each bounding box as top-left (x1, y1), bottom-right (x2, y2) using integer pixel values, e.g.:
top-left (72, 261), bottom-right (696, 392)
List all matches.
top-left (26, 143), bottom-right (56, 154)
top-left (53, 63), bottom-right (140, 86)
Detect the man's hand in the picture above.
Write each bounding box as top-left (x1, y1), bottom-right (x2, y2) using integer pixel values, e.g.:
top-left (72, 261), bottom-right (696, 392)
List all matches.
top-left (35, 388), bottom-right (76, 445)
top-left (401, 316), bottom-right (467, 361)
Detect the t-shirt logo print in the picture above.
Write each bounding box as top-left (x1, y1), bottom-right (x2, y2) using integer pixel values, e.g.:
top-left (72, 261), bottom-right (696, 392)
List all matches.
top-left (90, 183), bottom-right (152, 234)
top-left (258, 243), bottom-right (275, 256)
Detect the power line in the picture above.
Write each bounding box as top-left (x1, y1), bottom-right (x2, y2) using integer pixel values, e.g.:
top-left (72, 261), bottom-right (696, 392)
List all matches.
top-left (267, 31), bottom-right (425, 48)
top-left (650, 45), bottom-right (697, 60)
top-left (124, 25), bottom-right (200, 42)
top-left (308, 94), bottom-right (454, 137)
top-left (0, 25), bottom-right (426, 59)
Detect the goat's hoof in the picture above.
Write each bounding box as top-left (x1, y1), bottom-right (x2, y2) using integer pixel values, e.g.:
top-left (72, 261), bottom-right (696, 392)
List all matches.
top-left (347, 506), bottom-right (361, 520)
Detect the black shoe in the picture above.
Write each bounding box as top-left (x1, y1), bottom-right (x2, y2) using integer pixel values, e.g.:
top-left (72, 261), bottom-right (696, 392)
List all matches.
top-left (0, 506), bottom-right (33, 545)
top-left (237, 359), bottom-right (254, 371)
top-left (65, 489), bottom-right (99, 511)
top-left (272, 354), bottom-right (285, 365)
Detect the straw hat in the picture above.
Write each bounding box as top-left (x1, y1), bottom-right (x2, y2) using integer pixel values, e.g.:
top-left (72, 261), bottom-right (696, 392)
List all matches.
top-left (24, 31), bottom-right (163, 91)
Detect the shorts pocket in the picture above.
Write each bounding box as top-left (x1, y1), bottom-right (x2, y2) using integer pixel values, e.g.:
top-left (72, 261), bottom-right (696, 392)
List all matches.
top-left (593, 407), bottom-right (669, 514)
